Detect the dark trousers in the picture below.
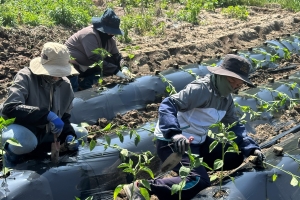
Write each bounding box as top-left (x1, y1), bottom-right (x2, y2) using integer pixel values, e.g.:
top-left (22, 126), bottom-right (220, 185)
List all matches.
top-left (68, 57), bottom-right (120, 91)
top-left (149, 136), bottom-right (244, 200)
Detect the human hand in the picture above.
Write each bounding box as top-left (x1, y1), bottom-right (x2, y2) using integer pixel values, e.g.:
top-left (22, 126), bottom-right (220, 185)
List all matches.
top-left (47, 111), bottom-right (64, 135)
top-left (253, 149), bottom-right (266, 167)
top-left (122, 66), bottom-right (136, 79)
top-left (171, 134), bottom-right (190, 155)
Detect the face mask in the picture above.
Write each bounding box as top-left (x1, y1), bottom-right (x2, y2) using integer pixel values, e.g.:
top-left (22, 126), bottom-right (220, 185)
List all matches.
top-left (211, 74), bottom-right (234, 97)
top-left (98, 31), bottom-right (114, 48)
top-left (42, 75), bottom-right (60, 84)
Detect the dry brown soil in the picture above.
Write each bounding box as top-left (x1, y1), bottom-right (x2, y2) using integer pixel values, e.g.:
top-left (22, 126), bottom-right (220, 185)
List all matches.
top-left (2, 4), bottom-right (300, 199)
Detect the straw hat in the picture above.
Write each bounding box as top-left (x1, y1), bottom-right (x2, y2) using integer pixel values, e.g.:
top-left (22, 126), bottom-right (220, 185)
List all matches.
top-left (207, 54), bottom-right (255, 87)
top-left (29, 42), bottom-right (79, 77)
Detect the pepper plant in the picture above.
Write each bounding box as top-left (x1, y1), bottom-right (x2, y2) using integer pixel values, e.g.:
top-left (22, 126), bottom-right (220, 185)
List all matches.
top-left (91, 48), bottom-right (111, 88)
top-left (207, 120), bottom-right (242, 193)
top-left (0, 117), bottom-right (21, 176)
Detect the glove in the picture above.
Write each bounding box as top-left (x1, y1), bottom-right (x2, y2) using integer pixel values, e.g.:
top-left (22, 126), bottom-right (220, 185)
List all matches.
top-left (171, 134), bottom-right (189, 155)
top-left (121, 67), bottom-right (136, 79)
top-left (253, 149), bottom-right (266, 166)
top-left (47, 111), bottom-right (64, 135)
top-left (65, 135), bottom-right (79, 151)
top-left (116, 70), bottom-right (129, 79)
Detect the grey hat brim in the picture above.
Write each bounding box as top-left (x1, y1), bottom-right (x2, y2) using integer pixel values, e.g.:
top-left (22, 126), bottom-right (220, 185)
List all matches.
top-left (207, 66), bottom-right (256, 88)
top-left (94, 25), bottom-right (124, 35)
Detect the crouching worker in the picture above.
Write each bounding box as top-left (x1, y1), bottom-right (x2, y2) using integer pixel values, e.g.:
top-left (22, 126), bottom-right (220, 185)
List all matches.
top-left (1, 42), bottom-right (88, 165)
top-left (122, 54), bottom-right (265, 200)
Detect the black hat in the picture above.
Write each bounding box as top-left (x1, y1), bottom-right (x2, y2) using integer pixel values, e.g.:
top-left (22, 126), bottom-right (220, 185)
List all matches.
top-left (92, 8), bottom-right (124, 35)
top-left (207, 54), bottom-right (255, 87)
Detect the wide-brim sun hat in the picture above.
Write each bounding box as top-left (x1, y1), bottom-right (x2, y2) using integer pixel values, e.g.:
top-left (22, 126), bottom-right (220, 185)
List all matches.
top-left (207, 54), bottom-right (255, 88)
top-left (29, 42), bottom-right (79, 77)
top-left (92, 8), bottom-right (124, 35)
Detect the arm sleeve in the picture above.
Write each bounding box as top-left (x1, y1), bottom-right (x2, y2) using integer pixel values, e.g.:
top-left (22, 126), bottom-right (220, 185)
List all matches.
top-left (221, 98), bottom-right (260, 157)
top-left (81, 34), bottom-right (103, 63)
top-left (61, 113), bottom-right (76, 138)
top-left (229, 123), bottom-right (260, 157)
top-left (2, 73), bottom-right (49, 125)
top-left (159, 81), bottom-right (208, 139)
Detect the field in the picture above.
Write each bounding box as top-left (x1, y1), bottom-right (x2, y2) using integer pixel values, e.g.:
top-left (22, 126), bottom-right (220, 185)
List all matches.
top-left (1, 1), bottom-right (300, 199)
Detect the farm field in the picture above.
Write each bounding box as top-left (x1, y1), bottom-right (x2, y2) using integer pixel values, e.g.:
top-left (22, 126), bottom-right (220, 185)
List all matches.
top-left (1, 1), bottom-right (300, 199)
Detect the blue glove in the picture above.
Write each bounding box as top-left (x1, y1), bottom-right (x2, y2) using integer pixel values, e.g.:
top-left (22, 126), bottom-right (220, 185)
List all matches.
top-left (47, 111), bottom-right (64, 135)
top-left (65, 135), bottom-right (79, 151)
top-left (171, 134), bottom-right (189, 155)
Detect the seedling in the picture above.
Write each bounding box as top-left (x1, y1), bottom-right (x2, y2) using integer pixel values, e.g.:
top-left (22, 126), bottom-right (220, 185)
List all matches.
top-left (91, 48), bottom-right (111, 88)
top-left (0, 117), bottom-right (21, 177)
top-left (208, 121), bottom-right (241, 194)
top-left (179, 66), bottom-right (200, 80)
top-left (170, 148), bottom-right (211, 200)
top-left (158, 73), bottom-right (177, 95)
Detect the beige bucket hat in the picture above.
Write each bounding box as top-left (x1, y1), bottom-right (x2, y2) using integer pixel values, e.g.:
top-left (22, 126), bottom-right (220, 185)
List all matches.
top-left (29, 42), bottom-right (79, 77)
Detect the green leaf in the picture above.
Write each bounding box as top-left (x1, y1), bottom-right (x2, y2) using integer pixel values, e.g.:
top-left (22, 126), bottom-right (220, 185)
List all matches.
top-left (166, 86), bottom-right (171, 93)
top-left (291, 176), bottom-right (298, 186)
top-left (231, 142), bottom-right (239, 152)
top-left (6, 138), bottom-right (22, 147)
top-left (118, 163), bottom-right (129, 168)
top-left (272, 174), bottom-right (277, 182)
top-left (209, 141), bottom-right (218, 153)
top-left (141, 167), bottom-right (154, 179)
top-left (85, 196), bottom-right (93, 200)
top-left (210, 174), bottom-right (218, 182)
top-left (134, 134), bottom-right (140, 146)
top-left (123, 168), bottom-right (134, 174)
top-left (171, 183), bottom-right (181, 195)
top-left (201, 161), bottom-right (212, 170)
top-left (207, 130), bottom-right (214, 138)
top-left (102, 123), bottom-right (112, 131)
top-left (120, 149), bottom-right (129, 157)
top-left (213, 159), bottom-right (223, 170)
top-left (116, 132), bottom-right (124, 143)
top-left (225, 146), bottom-right (236, 154)
top-left (140, 179), bottom-right (151, 190)
top-left (89, 139), bottom-right (97, 151)
top-left (75, 197), bottom-right (80, 200)
top-left (229, 176), bottom-right (235, 184)
top-left (140, 187), bottom-right (150, 200)
top-left (179, 166), bottom-right (190, 178)
top-left (194, 157), bottom-right (204, 168)
top-left (105, 135), bottom-right (111, 146)
top-left (227, 131), bottom-right (237, 140)
top-left (113, 184), bottom-right (123, 200)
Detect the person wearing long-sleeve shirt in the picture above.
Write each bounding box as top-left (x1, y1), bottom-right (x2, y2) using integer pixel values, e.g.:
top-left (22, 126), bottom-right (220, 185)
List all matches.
top-left (122, 54), bottom-right (264, 200)
top-left (65, 8), bottom-right (135, 91)
top-left (1, 42), bottom-right (88, 166)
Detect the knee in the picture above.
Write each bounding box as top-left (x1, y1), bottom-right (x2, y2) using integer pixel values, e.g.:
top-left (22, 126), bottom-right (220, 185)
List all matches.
top-left (71, 123), bottom-right (88, 142)
top-left (3, 124), bottom-right (37, 155)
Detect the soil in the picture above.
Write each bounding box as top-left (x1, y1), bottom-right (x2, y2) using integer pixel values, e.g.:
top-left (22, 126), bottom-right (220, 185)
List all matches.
top-left (2, 3), bottom-right (300, 199)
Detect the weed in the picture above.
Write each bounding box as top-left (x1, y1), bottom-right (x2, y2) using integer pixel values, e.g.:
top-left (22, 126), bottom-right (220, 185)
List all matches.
top-left (221, 5), bottom-right (249, 20)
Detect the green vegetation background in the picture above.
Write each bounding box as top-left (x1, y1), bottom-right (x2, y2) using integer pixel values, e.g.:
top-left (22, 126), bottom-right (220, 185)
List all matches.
top-left (0, 0), bottom-right (299, 42)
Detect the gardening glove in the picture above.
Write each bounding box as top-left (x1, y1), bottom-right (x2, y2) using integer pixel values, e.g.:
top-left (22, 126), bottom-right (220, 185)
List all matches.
top-left (65, 135), bottom-right (79, 151)
top-left (171, 134), bottom-right (189, 155)
top-left (47, 111), bottom-right (64, 136)
top-left (116, 70), bottom-right (130, 79)
top-left (253, 149), bottom-right (266, 167)
top-left (121, 66), bottom-right (136, 79)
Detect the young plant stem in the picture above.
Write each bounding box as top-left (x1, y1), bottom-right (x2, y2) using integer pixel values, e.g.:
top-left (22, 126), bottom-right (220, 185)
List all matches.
top-left (219, 142), bottom-right (225, 191)
top-left (263, 161), bottom-right (300, 179)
